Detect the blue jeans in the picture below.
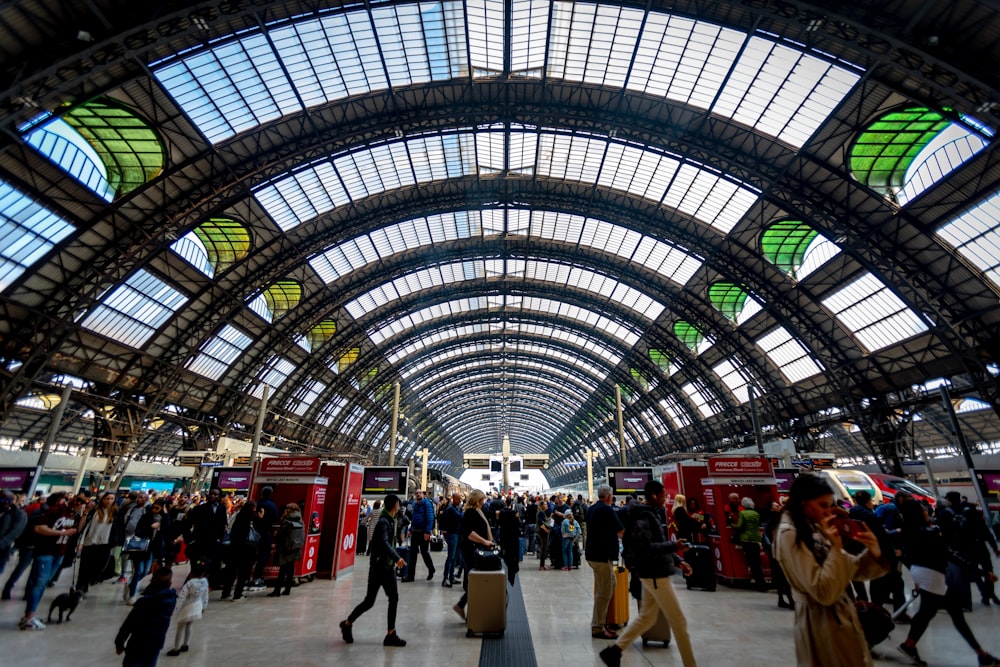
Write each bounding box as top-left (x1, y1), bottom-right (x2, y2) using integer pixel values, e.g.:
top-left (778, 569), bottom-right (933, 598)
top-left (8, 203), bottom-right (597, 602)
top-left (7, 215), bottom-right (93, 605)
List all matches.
top-left (128, 554), bottom-right (152, 597)
top-left (3, 546), bottom-right (34, 597)
top-left (443, 533), bottom-right (460, 581)
top-left (525, 524), bottom-right (536, 552)
top-left (561, 538), bottom-right (573, 569)
top-left (25, 554), bottom-right (57, 615)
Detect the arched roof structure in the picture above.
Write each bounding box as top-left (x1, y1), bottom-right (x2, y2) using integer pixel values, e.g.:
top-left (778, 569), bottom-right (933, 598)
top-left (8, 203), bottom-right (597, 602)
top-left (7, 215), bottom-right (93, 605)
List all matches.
top-left (1, 0), bottom-right (1000, 486)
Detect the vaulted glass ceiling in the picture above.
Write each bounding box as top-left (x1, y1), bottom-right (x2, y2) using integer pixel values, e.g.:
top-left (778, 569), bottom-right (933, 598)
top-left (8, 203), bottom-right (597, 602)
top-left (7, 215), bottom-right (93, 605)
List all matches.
top-left (1, 0), bottom-right (998, 486)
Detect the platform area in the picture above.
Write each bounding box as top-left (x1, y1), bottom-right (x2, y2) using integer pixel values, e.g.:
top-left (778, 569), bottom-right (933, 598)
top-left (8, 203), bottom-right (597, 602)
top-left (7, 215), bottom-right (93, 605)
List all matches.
top-left (3, 547), bottom-right (999, 667)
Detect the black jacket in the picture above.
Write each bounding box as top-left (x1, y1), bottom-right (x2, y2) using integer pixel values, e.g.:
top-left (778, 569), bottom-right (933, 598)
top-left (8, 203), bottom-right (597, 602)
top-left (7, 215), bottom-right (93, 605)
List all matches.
top-left (183, 502), bottom-right (228, 551)
top-left (134, 510), bottom-right (170, 560)
top-left (623, 502), bottom-right (682, 579)
top-left (370, 513), bottom-right (402, 571)
top-left (115, 585), bottom-right (177, 658)
top-left (0, 506), bottom-right (27, 552)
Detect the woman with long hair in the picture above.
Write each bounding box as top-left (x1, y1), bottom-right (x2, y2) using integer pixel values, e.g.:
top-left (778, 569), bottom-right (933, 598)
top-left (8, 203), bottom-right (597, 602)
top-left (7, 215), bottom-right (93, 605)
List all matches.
top-left (896, 500), bottom-right (999, 666)
top-left (773, 473), bottom-right (888, 666)
top-left (452, 489), bottom-right (494, 620)
top-left (76, 491), bottom-right (117, 594)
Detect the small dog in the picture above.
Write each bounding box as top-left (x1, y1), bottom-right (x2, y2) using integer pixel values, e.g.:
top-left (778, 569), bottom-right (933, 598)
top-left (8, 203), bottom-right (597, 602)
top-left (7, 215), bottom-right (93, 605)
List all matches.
top-left (47, 587), bottom-right (83, 623)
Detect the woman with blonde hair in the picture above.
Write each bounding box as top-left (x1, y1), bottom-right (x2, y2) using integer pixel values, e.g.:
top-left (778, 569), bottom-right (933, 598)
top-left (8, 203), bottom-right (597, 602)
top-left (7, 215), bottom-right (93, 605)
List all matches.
top-left (452, 489), bottom-right (495, 620)
top-left (77, 491), bottom-right (117, 594)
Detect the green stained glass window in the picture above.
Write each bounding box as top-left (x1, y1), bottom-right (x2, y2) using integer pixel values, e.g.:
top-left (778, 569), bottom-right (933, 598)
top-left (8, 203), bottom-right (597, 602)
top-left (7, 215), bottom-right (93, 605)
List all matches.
top-left (649, 349), bottom-right (672, 373)
top-left (262, 280), bottom-right (301, 319)
top-left (374, 383), bottom-right (392, 401)
top-left (709, 282), bottom-right (749, 321)
top-left (849, 107), bottom-right (950, 196)
top-left (617, 384), bottom-right (636, 403)
top-left (674, 321), bottom-right (703, 350)
top-left (192, 218), bottom-right (250, 273)
top-left (62, 98), bottom-right (165, 198)
top-left (761, 220), bottom-right (819, 277)
top-left (359, 368), bottom-right (378, 390)
top-left (630, 368), bottom-right (649, 391)
top-left (338, 348), bottom-right (359, 373)
top-left (306, 320), bottom-right (336, 350)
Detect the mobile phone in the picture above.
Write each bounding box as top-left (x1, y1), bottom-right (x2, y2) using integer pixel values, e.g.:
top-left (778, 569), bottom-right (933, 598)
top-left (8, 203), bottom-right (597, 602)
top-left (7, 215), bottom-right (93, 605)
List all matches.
top-left (832, 517), bottom-right (865, 539)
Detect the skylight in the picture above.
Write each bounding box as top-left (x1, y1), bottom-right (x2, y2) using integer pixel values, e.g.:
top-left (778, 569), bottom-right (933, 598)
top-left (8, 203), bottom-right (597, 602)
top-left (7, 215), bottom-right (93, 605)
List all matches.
top-left (0, 180), bottom-right (75, 291)
top-left (821, 272), bottom-right (930, 352)
top-left (755, 325), bottom-right (824, 383)
top-left (185, 324), bottom-right (253, 380)
top-left (79, 269), bottom-right (188, 349)
top-left (936, 190), bottom-right (1000, 289)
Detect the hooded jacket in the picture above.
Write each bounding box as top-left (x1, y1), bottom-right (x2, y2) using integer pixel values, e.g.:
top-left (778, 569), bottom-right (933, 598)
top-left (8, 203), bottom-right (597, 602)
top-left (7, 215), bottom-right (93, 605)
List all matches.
top-left (623, 502), bottom-right (682, 579)
top-left (115, 584), bottom-right (178, 658)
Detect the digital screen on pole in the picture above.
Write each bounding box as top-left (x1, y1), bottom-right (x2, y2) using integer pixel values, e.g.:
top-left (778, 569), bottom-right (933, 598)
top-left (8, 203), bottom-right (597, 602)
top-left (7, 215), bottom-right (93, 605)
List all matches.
top-left (976, 470), bottom-right (1000, 501)
top-left (362, 467), bottom-right (408, 495)
top-left (0, 467), bottom-right (37, 493)
top-left (606, 467), bottom-right (653, 495)
top-left (774, 468), bottom-right (800, 495)
top-left (212, 468), bottom-right (252, 492)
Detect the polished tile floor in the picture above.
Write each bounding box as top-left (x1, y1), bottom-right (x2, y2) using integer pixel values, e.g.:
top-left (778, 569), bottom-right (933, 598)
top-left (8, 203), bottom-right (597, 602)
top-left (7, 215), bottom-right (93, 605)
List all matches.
top-left (2, 548), bottom-right (998, 667)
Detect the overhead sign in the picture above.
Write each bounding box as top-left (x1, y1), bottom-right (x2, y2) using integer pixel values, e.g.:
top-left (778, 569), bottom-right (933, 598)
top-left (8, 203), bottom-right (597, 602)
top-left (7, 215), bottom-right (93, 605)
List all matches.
top-left (259, 457), bottom-right (322, 476)
top-left (703, 476), bottom-right (778, 486)
top-left (200, 461), bottom-right (223, 467)
top-left (708, 456), bottom-right (772, 477)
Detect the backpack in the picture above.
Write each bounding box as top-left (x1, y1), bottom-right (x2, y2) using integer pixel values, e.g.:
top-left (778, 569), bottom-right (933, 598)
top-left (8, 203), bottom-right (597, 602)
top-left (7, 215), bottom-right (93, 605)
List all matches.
top-left (283, 520), bottom-right (305, 553)
top-left (621, 507), bottom-right (642, 570)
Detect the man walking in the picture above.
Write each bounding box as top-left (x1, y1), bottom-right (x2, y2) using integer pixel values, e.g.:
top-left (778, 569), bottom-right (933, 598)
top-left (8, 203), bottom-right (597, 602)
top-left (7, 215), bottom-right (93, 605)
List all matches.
top-left (339, 494), bottom-right (408, 646)
top-left (0, 491), bottom-right (27, 578)
top-left (402, 489), bottom-right (435, 582)
top-left (587, 484), bottom-right (624, 639)
top-left (600, 480), bottom-right (696, 667)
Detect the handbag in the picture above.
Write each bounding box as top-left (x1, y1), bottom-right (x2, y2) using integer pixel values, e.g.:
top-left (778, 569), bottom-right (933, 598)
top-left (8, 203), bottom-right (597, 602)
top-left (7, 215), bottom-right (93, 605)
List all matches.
top-left (473, 547), bottom-right (502, 571)
top-left (123, 535), bottom-right (150, 553)
top-left (247, 524), bottom-right (260, 546)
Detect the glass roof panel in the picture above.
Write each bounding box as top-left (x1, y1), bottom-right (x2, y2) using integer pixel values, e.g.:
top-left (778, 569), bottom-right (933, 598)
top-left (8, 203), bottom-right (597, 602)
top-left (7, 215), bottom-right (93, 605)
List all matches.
top-left (310, 208), bottom-right (702, 286)
top-left (711, 358), bottom-right (757, 403)
top-left (681, 381), bottom-right (719, 417)
top-left (649, 349), bottom-right (671, 374)
top-left (22, 116), bottom-right (114, 201)
top-left (821, 272), bottom-right (930, 352)
top-left (256, 130), bottom-right (757, 232)
top-left (306, 320), bottom-right (337, 350)
top-left (344, 258), bottom-right (662, 321)
top-left (262, 280), bottom-right (302, 320)
top-left (936, 190), bottom-right (1000, 289)
top-left (0, 180), bottom-right (75, 291)
top-left (756, 325), bottom-right (824, 383)
top-left (291, 379), bottom-right (326, 417)
top-left (898, 118), bottom-right (992, 206)
top-left (79, 269), bottom-right (188, 349)
top-left (156, 3), bottom-right (860, 148)
top-left (659, 394), bottom-right (691, 428)
top-left (250, 355), bottom-right (297, 399)
top-left (712, 36), bottom-right (860, 148)
top-left (191, 217), bottom-right (250, 274)
top-left (760, 220), bottom-right (818, 277)
top-left (186, 324), bottom-right (253, 380)
top-left (318, 395), bottom-right (349, 427)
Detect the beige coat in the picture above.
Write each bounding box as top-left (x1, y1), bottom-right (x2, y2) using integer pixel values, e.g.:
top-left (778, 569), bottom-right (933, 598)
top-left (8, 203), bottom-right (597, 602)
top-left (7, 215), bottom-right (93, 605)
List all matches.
top-left (773, 514), bottom-right (889, 667)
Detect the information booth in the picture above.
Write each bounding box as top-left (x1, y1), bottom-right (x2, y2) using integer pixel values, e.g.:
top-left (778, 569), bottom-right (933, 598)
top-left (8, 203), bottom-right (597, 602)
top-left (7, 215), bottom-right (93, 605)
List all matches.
top-left (316, 462), bottom-right (365, 580)
top-left (249, 457), bottom-right (327, 581)
top-left (661, 460), bottom-right (710, 517)
top-left (701, 456), bottom-right (779, 585)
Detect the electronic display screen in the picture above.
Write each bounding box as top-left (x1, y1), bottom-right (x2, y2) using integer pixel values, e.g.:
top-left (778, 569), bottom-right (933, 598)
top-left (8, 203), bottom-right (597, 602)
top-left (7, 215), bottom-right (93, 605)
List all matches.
top-left (0, 467), bottom-right (36, 493)
top-left (490, 460), bottom-right (502, 472)
top-left (362, 467), bottom-right (408, 495)
top-left (606, 467), bottom-right (653, 495)
top-left (510, 460), bottom-right (521, 472)
top-left (212, 468), bottom-right (252, 492)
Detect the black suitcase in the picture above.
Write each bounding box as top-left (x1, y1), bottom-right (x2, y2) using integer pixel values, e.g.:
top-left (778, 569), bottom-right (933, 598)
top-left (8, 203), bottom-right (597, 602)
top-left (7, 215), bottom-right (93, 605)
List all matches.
top-left (395, 546), bottom-right (410, 580)
top-left (684, 544), bottom-right (716, 591)
top-left (430, 535), bottom-right (444, 552)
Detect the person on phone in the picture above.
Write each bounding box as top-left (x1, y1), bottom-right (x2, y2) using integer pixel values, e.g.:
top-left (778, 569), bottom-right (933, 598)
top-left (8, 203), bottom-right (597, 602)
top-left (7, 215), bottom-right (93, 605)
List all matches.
top-left (773, 473), bottom-right (889, 666)
top-left (339, 494), bottom-right (408, 647)
top-left (896, 500), bottom-right (1000, 666)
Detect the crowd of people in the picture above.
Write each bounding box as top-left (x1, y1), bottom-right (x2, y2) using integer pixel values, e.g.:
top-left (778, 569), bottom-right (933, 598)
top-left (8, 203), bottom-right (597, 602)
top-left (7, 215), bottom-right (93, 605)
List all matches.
top-left (2, 477), bottom-right (1000, 666)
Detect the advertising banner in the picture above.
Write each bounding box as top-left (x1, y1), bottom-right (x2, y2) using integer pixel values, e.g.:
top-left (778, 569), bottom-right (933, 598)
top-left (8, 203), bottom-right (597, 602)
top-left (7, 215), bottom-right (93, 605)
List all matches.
top-left (259, 457), bottom-right (321, 476)
top-left (708, 456), bottom-right (772, 477)
top-left (334, 465), bottom-right (364, 577)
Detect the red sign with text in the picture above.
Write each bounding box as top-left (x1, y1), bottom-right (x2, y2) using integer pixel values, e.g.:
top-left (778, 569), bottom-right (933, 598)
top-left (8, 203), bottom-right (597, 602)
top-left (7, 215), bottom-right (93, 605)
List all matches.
top-left (335, 465), bottom-right (365, 575)
top-left (259, 457), bottom-right (321, 475)
top-left (708, 456), bottom-right (772, 477)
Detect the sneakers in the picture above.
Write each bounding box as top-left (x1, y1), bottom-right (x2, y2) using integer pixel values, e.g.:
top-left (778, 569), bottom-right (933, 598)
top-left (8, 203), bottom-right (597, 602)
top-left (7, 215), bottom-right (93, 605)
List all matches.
top-left (978, 654), bottom-right (1000, 666)
top-left (452, 603), bottom-right (466, 621)
top-left (18, 616), bottom-right (45, 631)
top-left (383, 632), bottom-right (406, 647)
top-left (897, 643), bottom-right (927, 666)
top-left (598, 644), bottom-right (622, 667)
top-left (339, 620), bottom-right (354, 644)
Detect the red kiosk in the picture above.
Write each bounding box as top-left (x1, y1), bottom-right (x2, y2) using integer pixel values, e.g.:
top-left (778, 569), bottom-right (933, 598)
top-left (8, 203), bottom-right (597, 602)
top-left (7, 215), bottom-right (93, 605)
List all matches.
top-left (660, 460), bottom-right (710, 520)
top-left (249, 457), bottom-right (327, 581)
top-left (701, 455), bottom-right (779, 585)
top-left (316, 462), bottom-right (365, 580)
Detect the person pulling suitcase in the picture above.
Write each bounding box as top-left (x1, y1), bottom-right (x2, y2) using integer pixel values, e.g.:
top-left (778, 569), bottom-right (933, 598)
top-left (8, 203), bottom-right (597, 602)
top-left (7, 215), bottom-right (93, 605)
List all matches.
top-left (339, 494), bottom-right (408, 647)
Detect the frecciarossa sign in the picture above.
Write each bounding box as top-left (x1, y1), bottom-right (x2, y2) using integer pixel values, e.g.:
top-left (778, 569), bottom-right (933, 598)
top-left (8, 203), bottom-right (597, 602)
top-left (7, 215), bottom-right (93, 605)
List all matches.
top-left (259, 457), bottom-right (322, 475)
top-left (708, 456), bottom-right (772, 477)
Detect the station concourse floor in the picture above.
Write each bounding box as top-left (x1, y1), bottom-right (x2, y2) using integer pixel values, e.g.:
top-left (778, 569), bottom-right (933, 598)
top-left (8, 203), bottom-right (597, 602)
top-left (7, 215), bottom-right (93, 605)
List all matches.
top-left (3, 547), bottom-right (999, 667)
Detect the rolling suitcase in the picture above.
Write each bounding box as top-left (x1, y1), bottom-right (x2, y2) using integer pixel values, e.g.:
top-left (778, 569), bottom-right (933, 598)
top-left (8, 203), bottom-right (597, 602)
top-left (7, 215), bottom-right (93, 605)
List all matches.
top-left (430, 535), bottom-right (444, 552)
top-left (641, 608), bottom-right (672, 647)
top-left (466, 570), bottom-right (507, 637)
top-left (395, 546), bottom-right (410, 580)
top-left (684, 544), bottom-right (716, 591)
top-left (605, 564), bottom-right (630, 629)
